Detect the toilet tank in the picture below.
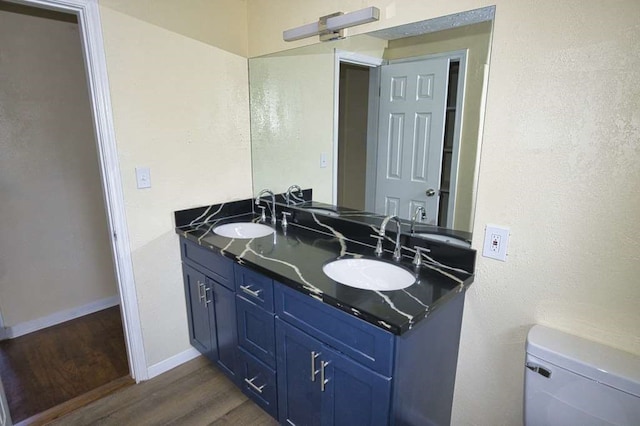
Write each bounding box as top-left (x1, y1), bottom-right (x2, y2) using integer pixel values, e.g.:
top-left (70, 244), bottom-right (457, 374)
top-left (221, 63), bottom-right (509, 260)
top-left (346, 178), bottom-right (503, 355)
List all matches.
top-left (524, 325), bottom-right (640, 426)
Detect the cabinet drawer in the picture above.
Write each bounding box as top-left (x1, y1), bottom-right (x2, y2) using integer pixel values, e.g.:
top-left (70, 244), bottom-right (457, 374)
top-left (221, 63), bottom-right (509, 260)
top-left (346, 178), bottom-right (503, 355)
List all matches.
top-left (236, 295), bottom-right (276, 368)
top-left (180, 237), bottom-right (233, 289)
top-left (275, 284), bottom-right (394, 377)
top-left (234, 265), bottom-right (274, 311)
top-left (238, 347), bottom-right (278, 420)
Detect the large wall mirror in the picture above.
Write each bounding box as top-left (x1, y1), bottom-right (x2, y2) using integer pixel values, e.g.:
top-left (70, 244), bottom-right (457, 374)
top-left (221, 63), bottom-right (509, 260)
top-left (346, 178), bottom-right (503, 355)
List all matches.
top-left (249, 6), bottom-right (495, 236)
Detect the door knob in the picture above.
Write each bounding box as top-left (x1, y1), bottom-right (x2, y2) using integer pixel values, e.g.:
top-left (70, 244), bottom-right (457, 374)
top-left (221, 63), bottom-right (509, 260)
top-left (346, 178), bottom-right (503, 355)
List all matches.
top-left (425, 189), bottom-right (436, 197)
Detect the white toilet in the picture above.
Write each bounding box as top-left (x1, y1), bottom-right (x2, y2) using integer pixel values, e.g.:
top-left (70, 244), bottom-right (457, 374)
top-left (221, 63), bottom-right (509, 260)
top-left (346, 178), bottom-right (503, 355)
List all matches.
top-left (524, 325), bottom-right (640, 426)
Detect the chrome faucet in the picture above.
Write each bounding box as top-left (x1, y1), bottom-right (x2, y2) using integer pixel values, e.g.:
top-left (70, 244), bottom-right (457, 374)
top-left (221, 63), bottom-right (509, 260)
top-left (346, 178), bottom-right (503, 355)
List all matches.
top-left (410, 206), bottom-right (426, 234)
top-left (285, 185), bottom-right (304, 205)
top-left (255, 189), bottom-right (276, 225)
top-left (375, 215), bottom-right (403, 261)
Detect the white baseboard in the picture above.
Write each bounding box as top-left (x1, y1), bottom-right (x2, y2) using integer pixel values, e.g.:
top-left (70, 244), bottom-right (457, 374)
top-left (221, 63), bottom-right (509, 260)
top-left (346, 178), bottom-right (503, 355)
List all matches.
top-left (3, 295), bottom-right (120, 340)
top-left (147, 347), bottom-right (201, 379)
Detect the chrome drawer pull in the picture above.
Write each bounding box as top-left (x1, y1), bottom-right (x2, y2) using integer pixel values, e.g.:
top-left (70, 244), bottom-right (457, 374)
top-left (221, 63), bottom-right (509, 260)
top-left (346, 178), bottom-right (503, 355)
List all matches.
top-left (197, 281), bottom-right (205, 303)
top-left (310, 351), bottom-right (320, 381)
top-left (240, 285), bottom-right (262, 298)
top-left (204, 286), bottom-right (213, 306)
top-left (320, 360), bottom-right (330, 392)
top-left (244, 376), bottom-right (265, 394)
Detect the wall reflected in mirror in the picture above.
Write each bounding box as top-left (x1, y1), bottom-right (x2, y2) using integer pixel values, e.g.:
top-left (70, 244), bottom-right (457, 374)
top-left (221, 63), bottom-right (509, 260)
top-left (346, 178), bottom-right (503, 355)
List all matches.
top-left (249, 7), bottom-right (494, 236)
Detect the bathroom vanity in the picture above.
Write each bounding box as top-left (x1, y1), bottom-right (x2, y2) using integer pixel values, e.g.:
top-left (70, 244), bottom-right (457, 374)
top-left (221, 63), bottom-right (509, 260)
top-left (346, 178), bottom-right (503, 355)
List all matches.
top-left (175, 198), bottom-right (475, 425)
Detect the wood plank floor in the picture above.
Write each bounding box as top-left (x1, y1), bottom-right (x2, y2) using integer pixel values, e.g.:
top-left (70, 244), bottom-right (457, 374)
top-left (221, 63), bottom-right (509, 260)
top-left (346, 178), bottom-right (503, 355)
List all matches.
top-left (50, 356), bottom-right (278, 425)
top-left (0, 306), bottom-right (130, 423)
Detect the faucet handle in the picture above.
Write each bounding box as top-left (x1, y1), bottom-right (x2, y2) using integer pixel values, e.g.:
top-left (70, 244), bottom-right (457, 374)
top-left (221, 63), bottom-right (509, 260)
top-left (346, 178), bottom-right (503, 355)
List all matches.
top-left (370, 234), bottom-right (384, 256)
top-left (281, 211), bottom-right (292, 228)
top-left (257, 205), bottom-right (267, 222)
top-left (412, 246), bottom-right (423, 267)
top-left (392, 244), bottom-right (403, 262)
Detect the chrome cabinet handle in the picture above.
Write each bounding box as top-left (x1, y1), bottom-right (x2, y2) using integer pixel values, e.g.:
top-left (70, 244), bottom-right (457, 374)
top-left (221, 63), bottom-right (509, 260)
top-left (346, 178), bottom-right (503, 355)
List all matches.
top-left (244, 376), bottom-right (266, 394)
top-left (310, 351), bottom-right (320, 381)
top-left (204, 286), bottom-right (213, 306)
top-left (197, 281), bottom-right (205, 303)
top-left (240, 285), bottom-right (262, 298)
top-left (320, 360), bottom-right (330, 392)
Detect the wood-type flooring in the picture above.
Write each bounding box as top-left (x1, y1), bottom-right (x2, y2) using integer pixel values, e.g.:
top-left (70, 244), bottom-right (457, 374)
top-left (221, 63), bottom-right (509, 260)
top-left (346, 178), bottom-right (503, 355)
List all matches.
top-left (0, 306), bottom-right (130, 423)
top-left (50, 356), bottom-right (278, 425)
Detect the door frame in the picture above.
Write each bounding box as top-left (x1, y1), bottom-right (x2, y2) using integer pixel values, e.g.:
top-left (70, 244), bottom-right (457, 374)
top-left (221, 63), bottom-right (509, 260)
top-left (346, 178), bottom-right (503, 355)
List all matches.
top-left (387, 50), bottom-right (467, 227)
top-left (8, 0), bottom-right (148, 381)
top-left (332, 49), bottom-right (384, 206)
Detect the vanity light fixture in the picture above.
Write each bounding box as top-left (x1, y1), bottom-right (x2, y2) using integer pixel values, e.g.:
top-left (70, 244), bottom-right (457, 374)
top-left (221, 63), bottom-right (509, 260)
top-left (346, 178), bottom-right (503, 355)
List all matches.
top-left (283, 6), bottom-right (380, 42)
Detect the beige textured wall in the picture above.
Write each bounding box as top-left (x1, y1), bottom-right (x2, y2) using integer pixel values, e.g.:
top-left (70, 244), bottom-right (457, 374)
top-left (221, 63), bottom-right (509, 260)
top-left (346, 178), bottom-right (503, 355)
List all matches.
top-left (0, 5), bottom-right (118, 326)
top-left (98, 2), bottom-right (252, 366)
top-left (250, 48), bottom-right (335, 202)
top-left (247, 1), bottom-right (640, 424)
top-left (250, 35), bottom-right (387, 202)
top-left (99, 0), bottom-right (248, 57)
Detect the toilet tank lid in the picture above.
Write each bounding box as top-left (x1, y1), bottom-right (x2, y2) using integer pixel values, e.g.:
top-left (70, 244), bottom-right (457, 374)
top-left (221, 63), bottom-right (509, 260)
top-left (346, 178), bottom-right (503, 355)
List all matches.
top-left (526, 325), bottom-right (640, 398)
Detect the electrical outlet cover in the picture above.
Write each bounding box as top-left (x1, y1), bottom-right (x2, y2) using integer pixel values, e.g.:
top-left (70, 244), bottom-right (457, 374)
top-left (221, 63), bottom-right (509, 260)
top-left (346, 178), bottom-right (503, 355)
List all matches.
top-left (482, 224), bottom-right (509, 261)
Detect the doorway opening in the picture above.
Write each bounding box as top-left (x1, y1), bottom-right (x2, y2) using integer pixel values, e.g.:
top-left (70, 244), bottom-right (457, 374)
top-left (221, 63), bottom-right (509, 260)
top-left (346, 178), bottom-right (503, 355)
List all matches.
top-left (0, 1), bottom-right (133, 422)
top-left (337, 63), bottom-right (370, 211)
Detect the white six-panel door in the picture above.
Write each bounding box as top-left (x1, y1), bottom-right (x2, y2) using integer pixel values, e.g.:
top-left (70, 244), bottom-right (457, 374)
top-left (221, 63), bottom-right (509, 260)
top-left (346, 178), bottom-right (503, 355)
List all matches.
top-left (375, 57), bottom-right (450, 222)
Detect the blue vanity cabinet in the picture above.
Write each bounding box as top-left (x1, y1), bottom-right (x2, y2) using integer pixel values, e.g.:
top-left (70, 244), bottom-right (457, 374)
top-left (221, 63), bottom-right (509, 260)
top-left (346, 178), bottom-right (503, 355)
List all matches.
top-left (236, 296), bottom-right (276, 368)
top-left (179, 236), bottom-right (466, 425)
top-left (276, 318), bottom-right (391, 426)
top-left (180, 237), bottom-right (238, 383)
top-left (275, 284), bottom-right (393, 426)
top-left (274, 279), bottom-right (465, 426)
top-left (211, 280), bottom-right (238, 381)
top-left (275, 318), bottom-right (323, 425)
top-left (181, 262), bottom-right (216, 360)
top-left (234, 264), bottom-right (278, 418)
top-left (237, 347), bottom-right (278, 418)
top-left (235, 265), bottom-right (276, 367)
top-left (323, 343), bottom-right (392, 426)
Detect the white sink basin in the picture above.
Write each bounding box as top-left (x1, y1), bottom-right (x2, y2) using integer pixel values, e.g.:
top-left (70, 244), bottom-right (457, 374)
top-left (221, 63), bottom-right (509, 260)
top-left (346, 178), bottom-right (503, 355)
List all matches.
top-left (213, 222), bottom-right (274, 239)
top-left (322, 258), bottom-right (415, 291)
top-left (414, 233), bottom-right (471, 248)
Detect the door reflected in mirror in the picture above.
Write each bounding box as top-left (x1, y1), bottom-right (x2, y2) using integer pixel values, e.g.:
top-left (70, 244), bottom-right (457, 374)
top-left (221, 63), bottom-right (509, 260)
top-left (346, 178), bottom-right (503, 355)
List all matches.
top-left (249, 7), bottom-right (495, 236)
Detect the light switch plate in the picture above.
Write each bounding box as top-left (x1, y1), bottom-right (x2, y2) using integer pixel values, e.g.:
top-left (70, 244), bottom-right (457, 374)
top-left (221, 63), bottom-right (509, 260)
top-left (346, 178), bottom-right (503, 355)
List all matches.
top-left (135, 167), bottom-right (151, 189)
top-left (320, 152), bottom-right (328, 168)
top-left (482, 224), bottom-right (509, 261)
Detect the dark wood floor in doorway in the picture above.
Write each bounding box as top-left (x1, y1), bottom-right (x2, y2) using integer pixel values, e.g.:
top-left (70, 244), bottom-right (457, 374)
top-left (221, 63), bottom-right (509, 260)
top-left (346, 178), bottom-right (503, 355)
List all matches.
top-left (0, 305), bottom-right (130, 423)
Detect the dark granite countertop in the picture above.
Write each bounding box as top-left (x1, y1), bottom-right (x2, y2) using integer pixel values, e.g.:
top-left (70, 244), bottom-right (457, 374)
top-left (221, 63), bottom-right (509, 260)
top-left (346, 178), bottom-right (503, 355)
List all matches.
top-left (294, 200), bottom-right (473, 245)
top-left (175, 199), bottom-right (476, 335)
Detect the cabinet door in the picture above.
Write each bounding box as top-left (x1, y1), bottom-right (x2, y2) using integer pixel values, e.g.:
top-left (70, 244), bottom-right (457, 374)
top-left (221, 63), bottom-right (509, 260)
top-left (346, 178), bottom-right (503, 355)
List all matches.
top-left (182, 263), bottom-right (215, 359)
top-left (323, 348), bottom-right (392, 426)
top-left (212, 280), bottom-right (238, 382)
top-left (277, 318), bottom-right (392, 426)
top-left (276, 319), bottom-right (323, 426)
